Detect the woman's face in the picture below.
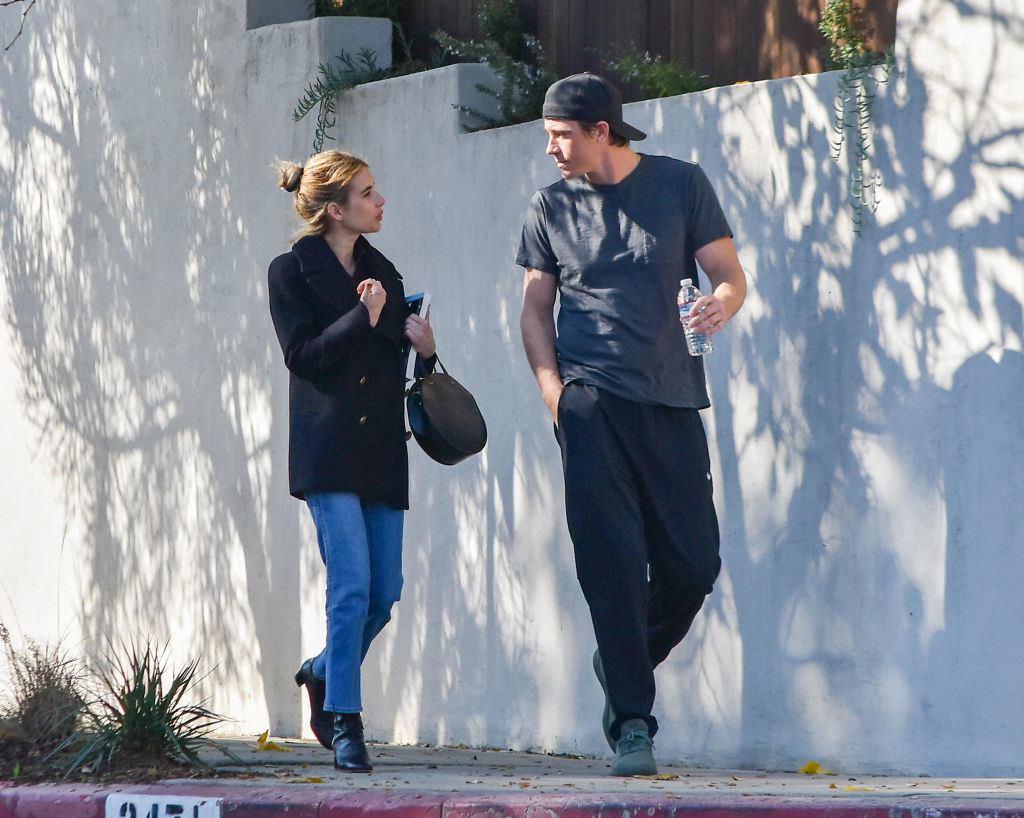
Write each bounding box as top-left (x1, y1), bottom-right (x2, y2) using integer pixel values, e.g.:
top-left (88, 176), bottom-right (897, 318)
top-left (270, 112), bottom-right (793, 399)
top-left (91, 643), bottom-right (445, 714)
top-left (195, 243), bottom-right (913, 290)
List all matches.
top-left (339, 167), bottom-right (385, 234)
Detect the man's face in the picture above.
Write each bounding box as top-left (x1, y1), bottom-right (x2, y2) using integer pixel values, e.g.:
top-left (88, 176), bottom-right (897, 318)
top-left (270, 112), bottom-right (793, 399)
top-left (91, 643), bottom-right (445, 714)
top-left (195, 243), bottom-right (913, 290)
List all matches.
top-left (543, 118), bottom-right (601, 178)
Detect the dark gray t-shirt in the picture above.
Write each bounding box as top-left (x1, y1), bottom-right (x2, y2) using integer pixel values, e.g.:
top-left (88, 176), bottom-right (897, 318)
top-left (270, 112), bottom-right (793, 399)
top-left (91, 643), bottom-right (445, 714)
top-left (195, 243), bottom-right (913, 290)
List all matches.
top-left (516, 153), bottom-right (732, 408)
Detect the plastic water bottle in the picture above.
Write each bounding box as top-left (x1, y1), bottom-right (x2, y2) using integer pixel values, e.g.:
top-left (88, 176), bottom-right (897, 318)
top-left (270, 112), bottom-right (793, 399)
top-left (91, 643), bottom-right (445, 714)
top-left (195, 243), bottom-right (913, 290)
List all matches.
top-left (678, 278), bottom-right (712, 357)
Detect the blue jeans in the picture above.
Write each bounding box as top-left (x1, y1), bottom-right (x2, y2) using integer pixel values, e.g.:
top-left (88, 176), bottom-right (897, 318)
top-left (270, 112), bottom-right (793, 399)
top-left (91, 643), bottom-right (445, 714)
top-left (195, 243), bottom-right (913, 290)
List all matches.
top-left (306, 493), bottom-right (404, 713)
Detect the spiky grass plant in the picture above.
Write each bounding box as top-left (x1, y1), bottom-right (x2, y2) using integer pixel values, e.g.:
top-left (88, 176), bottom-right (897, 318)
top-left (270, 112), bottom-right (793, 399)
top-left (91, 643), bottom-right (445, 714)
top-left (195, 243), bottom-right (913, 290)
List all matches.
top-left (69, 641), bottom-right (224, 774)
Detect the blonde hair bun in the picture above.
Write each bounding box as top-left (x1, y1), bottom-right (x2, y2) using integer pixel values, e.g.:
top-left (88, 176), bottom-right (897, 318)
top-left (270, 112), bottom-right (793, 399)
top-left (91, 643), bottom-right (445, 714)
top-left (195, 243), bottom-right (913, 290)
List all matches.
top-left (277, 161), bottom-right (304, 193)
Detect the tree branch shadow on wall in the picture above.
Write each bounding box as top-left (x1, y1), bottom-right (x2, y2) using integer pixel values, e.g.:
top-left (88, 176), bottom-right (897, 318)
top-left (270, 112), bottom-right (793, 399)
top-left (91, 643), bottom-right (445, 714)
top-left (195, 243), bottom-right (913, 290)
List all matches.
top-left (351, 0), bottom-right (1024, 764)
top-left (2, 0), bottom-right (1022, 770)
top-left (650, 0), bottom-right (1024, 771)
top-left (0, 1), bottom-right (299, 729)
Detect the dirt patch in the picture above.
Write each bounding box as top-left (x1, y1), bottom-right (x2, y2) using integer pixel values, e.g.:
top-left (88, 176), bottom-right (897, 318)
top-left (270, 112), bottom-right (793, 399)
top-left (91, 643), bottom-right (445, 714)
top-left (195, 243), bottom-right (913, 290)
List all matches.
top-left (0, 739), bottom-right (269, 785)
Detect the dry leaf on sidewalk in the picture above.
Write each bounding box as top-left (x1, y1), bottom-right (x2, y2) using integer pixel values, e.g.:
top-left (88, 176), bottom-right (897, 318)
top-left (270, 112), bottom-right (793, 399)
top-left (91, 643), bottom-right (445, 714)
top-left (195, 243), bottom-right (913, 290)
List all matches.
top-left (255, 730), bottom-right (289, 751)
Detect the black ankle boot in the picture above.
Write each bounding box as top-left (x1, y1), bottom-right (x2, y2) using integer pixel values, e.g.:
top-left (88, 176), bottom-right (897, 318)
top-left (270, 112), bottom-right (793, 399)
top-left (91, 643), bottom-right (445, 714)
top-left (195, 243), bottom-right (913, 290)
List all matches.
top-left (294, 658), bottom-right (333, 750)
top-left (332, 712), bottom-right (372, 772)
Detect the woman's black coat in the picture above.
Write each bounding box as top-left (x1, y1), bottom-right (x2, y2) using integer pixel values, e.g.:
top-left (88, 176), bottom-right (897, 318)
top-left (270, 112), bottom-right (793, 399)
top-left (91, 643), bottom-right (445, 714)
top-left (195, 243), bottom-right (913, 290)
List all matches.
top-left (268, 233), bottom-right (412, 508)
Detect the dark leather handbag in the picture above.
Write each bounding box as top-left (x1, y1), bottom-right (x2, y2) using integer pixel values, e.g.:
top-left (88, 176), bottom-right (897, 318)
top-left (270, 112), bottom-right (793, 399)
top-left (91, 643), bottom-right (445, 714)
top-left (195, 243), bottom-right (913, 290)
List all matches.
top-left (406, 357), bottom-right (487, 465)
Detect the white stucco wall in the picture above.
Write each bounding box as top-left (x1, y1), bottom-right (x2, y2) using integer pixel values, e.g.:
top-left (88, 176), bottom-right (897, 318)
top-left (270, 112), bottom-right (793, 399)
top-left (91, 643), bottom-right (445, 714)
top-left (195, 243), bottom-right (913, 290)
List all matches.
top-left (1, 0), bottom-right (1021, 777)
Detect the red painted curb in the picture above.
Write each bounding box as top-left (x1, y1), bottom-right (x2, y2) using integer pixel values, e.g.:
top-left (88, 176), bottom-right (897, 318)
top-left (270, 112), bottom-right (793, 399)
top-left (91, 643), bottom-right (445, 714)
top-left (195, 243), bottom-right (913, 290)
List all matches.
top-left (3, 782), bottom-right (1024, 818)
top-left (433, 792), bottom-right (1024, 818)
top-left (0, 784), bottom-right (450, 818)
top-left (319, 791), bottom-right (444, 817)
top-left (436, 793), bottom-right (897, 817)
top-left (0, 783), bottom-right (103, 818)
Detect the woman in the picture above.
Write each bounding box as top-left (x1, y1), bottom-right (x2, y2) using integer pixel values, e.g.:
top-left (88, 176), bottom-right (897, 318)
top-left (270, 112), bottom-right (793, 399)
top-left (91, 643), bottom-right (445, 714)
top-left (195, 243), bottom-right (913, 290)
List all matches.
top-left (268, 150), bottom-right (435, 772)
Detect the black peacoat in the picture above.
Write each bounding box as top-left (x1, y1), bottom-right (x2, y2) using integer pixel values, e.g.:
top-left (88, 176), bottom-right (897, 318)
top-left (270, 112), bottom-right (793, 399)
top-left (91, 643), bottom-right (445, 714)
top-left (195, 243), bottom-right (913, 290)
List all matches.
top-left (268, 233), bottom-right (412, 508)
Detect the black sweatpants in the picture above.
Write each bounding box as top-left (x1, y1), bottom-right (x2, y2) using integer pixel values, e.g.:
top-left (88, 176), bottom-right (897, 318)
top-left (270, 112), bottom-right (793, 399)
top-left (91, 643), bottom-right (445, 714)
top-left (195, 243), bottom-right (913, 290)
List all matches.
top-left (555, 382), bottom-right (721, 740)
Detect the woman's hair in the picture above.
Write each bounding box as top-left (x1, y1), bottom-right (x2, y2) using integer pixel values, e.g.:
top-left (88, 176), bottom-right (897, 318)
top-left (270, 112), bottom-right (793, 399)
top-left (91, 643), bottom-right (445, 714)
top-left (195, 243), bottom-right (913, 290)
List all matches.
top-left (277, 149), bottom-right (369, 240)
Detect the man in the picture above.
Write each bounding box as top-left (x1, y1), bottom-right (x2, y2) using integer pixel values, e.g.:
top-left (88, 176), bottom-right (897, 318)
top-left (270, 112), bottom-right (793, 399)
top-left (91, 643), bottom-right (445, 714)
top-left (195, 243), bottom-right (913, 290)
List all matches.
top-left (517, 73), bottom-right (746, 776)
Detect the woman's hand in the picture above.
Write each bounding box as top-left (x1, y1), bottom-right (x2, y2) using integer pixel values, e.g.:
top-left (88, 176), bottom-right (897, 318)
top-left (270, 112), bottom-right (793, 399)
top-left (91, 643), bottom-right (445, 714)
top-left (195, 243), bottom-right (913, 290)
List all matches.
top-left (357, 278), bottom-right (386, 327)
top-left (404, 305), bottom-right (436, 359)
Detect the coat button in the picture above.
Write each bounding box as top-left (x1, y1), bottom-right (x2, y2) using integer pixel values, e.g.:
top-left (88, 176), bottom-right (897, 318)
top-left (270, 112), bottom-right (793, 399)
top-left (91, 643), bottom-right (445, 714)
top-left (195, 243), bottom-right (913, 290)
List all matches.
top-left (359, 376), bottom-right (367, 385)
top-left (359, 415), bottom-right (368, 425)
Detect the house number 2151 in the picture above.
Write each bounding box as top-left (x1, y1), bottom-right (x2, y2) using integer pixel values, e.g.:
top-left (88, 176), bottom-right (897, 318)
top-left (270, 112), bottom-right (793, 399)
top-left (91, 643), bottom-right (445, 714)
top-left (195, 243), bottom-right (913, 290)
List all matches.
top-left (104, 794), bottom-right (221, 818)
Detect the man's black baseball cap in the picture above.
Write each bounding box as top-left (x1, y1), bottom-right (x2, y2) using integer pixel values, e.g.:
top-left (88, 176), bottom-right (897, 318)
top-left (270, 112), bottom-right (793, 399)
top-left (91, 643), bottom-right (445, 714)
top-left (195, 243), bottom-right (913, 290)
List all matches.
top-left (542, 73), bottom-right (647, 142)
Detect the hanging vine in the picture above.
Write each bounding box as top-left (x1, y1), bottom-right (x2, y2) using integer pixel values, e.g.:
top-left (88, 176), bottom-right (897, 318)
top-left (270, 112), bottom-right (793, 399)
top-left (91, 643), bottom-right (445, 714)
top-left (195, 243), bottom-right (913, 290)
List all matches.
top-left (819, 0), bottom-right (894, 235)
top-left (292, 48), bottom-right (386, 154)
top-left (292, 19), bottom-right (432, 154)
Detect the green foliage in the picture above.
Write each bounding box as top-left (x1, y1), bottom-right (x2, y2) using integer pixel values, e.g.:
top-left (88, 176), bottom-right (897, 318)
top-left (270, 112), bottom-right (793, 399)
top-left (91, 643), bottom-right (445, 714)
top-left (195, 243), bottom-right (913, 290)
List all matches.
top-left (604, 45), bottom-right (710, 101)
top-left (474, 0), bottom-right (524, 62)
top-left (0, 624), bottom-right (86, 755)
top-left (819, 0), bottom-right (884, 70)
top-left (312, 0), bottom-right (406, 19)
top-left (292, 32), bottom-right (437, 153)
top-left (69, 641), bottom-right (224, 773)
top-left (434, 0), bottom-right (556, 131)
top-left (1, 629), bottom-right (226, 781)
top-left (435, 32), bottom-right (555, 130)
top-left (312, 0), bottom-right (344, 14)
top-left (293, 48), bottom-right (387, 153)
top-left (311, 0), bottom-right (419, 64)
top-left (819, 0), bottom-right (893, 234)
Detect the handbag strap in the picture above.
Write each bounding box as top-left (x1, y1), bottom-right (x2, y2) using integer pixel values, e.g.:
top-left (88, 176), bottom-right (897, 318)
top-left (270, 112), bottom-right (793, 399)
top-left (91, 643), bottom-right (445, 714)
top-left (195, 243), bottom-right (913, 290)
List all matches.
top-left (404, 353), bottom-right (445, 400)
top-left (406, 346), bottom-right (445, 387)
top-left (404, 352), bottom-right (445, 438)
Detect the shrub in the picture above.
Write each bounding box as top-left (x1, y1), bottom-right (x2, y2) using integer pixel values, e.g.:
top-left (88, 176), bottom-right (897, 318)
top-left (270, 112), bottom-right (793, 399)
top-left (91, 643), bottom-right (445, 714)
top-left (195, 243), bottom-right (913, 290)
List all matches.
top-left (1, 629), bottom-right (228, 781)
top-left (434, 0), bottom-right (557, 130)
top-left (819, 0), bottom-right (887, 70)
top-left (311, 0), bottom-right (423, 68)
top-left (312, 0), bottom-right (406, 20)
top-left (604, 45), bottom-right (710, 101)
top-left (0, 624), bottom-right (86, 760)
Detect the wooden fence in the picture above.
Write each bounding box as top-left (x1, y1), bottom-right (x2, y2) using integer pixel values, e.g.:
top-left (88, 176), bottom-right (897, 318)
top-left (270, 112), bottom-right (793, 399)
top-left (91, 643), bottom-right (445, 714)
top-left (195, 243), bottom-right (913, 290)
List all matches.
top-left (406, 0), bottom-right (897, 87)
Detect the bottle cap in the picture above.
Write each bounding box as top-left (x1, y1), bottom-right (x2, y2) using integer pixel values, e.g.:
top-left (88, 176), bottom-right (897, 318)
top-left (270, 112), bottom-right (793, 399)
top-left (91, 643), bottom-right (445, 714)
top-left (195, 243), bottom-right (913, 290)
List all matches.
top-left (680, 278), bottom-right (692, 286)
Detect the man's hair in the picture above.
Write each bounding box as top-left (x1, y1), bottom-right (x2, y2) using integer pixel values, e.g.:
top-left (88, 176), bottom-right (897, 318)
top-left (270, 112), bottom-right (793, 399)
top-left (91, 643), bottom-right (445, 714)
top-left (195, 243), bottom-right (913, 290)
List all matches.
top-left (579, 121), bottom-right (629, 148)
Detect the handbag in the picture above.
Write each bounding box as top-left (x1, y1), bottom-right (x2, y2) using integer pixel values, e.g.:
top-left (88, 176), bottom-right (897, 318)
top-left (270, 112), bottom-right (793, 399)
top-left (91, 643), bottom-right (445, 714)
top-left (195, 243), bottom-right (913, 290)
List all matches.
top-left (406, 356), bottom-right (487, 465)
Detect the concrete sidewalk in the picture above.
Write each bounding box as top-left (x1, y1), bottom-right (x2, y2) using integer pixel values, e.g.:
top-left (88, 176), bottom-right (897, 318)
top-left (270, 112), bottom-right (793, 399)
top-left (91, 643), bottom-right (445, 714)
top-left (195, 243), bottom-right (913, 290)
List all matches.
top-left (3, 736), bottom-right (1024, 816)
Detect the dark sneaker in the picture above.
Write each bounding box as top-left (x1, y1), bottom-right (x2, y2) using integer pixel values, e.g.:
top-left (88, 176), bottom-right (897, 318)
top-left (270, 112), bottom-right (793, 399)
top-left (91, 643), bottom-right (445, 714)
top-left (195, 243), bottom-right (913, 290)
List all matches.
top-left (592, 650), bottom-right (616, 751)
top-left (611, 718), bottom-right (657, 776)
